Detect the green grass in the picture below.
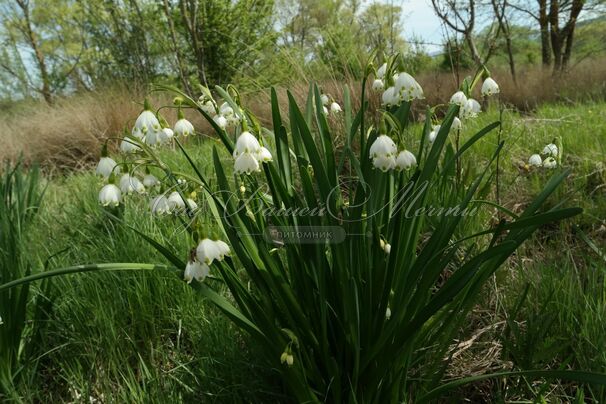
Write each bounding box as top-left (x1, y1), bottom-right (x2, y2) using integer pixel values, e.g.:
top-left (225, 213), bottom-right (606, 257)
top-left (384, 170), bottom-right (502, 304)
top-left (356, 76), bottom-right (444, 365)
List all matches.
top-left (1, 102), bottom-right (605, 402)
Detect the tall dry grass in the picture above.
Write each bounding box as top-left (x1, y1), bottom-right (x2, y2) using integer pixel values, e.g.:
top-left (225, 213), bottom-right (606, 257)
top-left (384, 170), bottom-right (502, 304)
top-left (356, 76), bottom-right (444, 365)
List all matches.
top-left (2, 59), bottom-right (604, 170)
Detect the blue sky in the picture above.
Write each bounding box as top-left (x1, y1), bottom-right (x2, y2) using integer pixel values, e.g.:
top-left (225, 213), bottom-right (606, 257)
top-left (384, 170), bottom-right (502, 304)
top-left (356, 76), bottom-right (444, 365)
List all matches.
top-left (397, 0), bottom-right (445, 53)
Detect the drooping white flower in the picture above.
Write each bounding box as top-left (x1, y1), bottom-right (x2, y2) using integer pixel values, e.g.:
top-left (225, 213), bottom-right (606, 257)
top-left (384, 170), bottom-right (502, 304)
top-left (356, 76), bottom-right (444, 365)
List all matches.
top-left (369, 135), bottom-right (397, 159)
top-left (213, 115), bottom-right (228, 129)
top-left (186, 198), bottom-right (198, 211)
top-left (372, 79), bottom-right (384, 91)
top-left (323, 106), bottom-right (328, 115)
top-left (528, 154), bottom-right (543, 167)
top-left (377, 63), bottom-right (387, 79)
top-left (219, 102), bottom-right (234, 117)
top-left (119, 174), bottom-right (145, 195)
top-left (234, 131), bottom-right (261, 157)
top-left (428, 125), bottom-right (441, 143)
top-left (150, 195), bottom-right (171, 215)
top-left (133, 110), bottom-right (160, 137)
top-left (381, 86), bottom-right (399, 106)
top-left (120, 138), bottom-right (140, 153)
top-left (98, 184), bottom-right (121, 207)
top-left (481, 77), bottom-right (500, 96)
top-left (214, 240), bottom-right (231, 259)
top-left (460, 98), bottom-right (481, 119)
top-left (226, 113), bottom-right (241, 128)
top-left (452, 116), bottom-right (463, 131)
top-left (143, 128), bottom-right (164, 146)
top-left (330, 102), bottom-right (342, 113)
top-left (257, 147), bottom-right (273, 163)
top-left (143, 174), bottom-right (160, 188)
top-left (372, 154), bottom-right (396, 172)
top-left (167, 191), bottom-right (186, 211)
top-left (542, 143), bottom-right (558, 157)
top-left (234, 152), bottom-right (260, 174)
top-left (184, 260), bottom-right (210, 283)
top-left (385, 306), bottom-right (392, 320)
top-left (196, 238), bottom-right (224, 265)
top-left (200, 100), bottom-right (215, 115)
top-left (395, 72), bottom-right (424, 101)
top-left (158, 128), bottom-right (174, 144)
top-left (379, 239), bottom-right (391, 254)
top-left (450, 91), bottom-right (467, 107)
top-left (543, 156), bottom-right (557, 169)
top-left (395, 150), bottom-right (417, 170)
top-left (174, 118), bottom-right (195, 137)
top-left (320, 94), bottom-right (329, 105)
top-left (96, 157), bottom-right (119, 178)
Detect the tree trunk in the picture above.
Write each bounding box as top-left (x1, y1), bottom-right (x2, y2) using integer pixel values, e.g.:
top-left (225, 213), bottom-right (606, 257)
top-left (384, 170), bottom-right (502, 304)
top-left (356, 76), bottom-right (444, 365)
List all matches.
top-left (549, 0), bottom-right (563, 71)
top-left (561, 0), bottom-right (584, 69)
top-left (180, 0), bottom-right (208, 87)
top-left (16, 0), bottom-right (52, 104)
top-left (538, 0), bottom-right (551, 67)
top-left (163, 0), bottom-right (192, 94)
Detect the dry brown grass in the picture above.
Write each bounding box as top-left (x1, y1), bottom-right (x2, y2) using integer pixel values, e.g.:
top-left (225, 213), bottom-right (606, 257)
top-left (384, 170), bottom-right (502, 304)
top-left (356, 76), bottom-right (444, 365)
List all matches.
top-left (2, 59), bottom-right (604, 170)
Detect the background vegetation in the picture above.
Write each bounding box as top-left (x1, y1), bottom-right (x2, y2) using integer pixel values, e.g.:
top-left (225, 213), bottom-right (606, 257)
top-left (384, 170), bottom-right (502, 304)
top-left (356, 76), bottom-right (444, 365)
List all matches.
top-left (0, 0), bottom-right (605, 402)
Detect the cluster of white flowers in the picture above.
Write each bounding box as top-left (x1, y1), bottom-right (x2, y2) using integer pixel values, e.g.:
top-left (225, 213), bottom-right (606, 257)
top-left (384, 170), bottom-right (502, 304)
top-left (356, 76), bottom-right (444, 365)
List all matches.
top-left (121, 104), bottom-right (196, 150)
top-left (369, 135), bottom-right (417, 172)
top-left (449, 77), bottom-right (499, 120)
top-left (528, 143), bottom-right (559, 169)
top-left (184, 238), bottom-right (231, 283)
top-left (427, 117), bottom-right (462, 143)
top-left (374, 63), bottom-right (424, 106)
top-left (319, 93), bottom-right (342, 115)
top-left (199, 96), bottom-right (242, 130)
top-left (233, 131), bottom-right (273, 174)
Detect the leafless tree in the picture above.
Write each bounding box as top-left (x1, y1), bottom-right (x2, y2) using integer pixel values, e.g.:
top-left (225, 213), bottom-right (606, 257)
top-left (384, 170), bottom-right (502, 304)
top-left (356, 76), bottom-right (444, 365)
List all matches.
top-left (491, 0), bottom-right (517, 82)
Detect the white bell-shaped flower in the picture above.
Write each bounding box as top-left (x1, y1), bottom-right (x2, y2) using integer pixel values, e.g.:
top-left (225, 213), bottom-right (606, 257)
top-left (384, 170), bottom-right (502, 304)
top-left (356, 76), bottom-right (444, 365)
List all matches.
top-left (213, 115), bottom-right (228, 130)
top-left (452, 116), bottom-right (463, 131)
top-left (168, 191), bottom-right (186, 211)
top-left (96, 157), bottom-right (119, 178)
top-left (369, 135), bottom-right (397, 159)
top-left (460, 98), bottom-right (481, 119)
top-left (133, 110), bottom-right (160, 137)
top-left (219, 102), bottom-right (234, 117)
top-left (174, 118), bottom-right (195, 137)
top-left (330, 102), bottom-right (342, 113)
top-left (143, 174), bottom-right (160, 188)
top-left (320, 94), bottom-right (329, 105)
top-left (150, 195), bottom-right (171, 215)
top-left (481, 77), bottom-right (500, 96)
top-left (185, 198), bottom-right (198, 211)
top-left (98, 184), bottom-right (121, 207)
top-left (381, 86), bottom-right (399, 106)
top-left (428, 125), bottom-right (441, 143)
top-left (158, 128), bottom-right (174, 144)
top-left (257, 146), bottom-right (273, 163)
top-left (196, 238), bottom-right (224, 265)
top-left (120, 138), bottom-right (140, 153)
top-left (395, 72), bottom-right (424, 101)
top-left (234, 132), bottom-right (261, 157)
top-left (372, 79), bottom-right (384, 91)
top-left (395, 150), bottom-right (417, 170)
top-left (119, 174), bottom-right (145, 195)
top-left (184, 260), bottom-right (210, 283)
top-left (234, 152), bottom-right (260, 174)
top-left (372, 155), bottom-right (396, 172)
top-left (450, 91), bottom-right (467, 106)
top-left (200, 100), bottom-right (215, 115)
top-left (213, 240), bottom-right (231, 260)
top-left (143, 128), bottom-right (164, 146)
top-left (542, 143), bottom-right (558, 157)
top-left (543, 157), bottom-right (557, 169)
top-left (528, 154), bottom-right (543, 167)
top-left (377, 63), bottom-right (387, 79)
